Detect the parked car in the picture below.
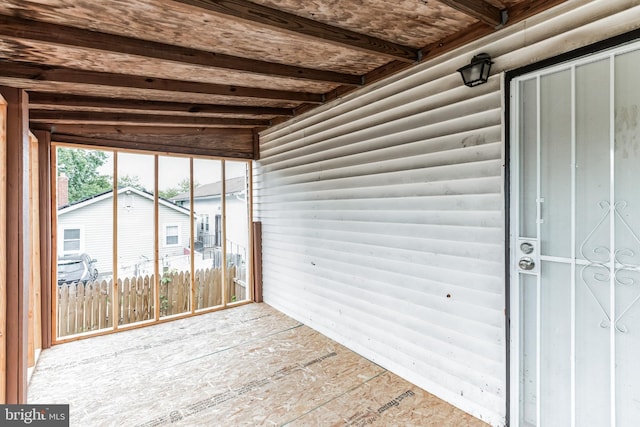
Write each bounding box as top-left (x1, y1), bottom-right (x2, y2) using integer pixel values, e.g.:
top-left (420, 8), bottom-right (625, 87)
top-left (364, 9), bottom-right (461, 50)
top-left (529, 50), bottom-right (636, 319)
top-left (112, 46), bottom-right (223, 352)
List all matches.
top-left (57, 253), bottom-right (98, 285)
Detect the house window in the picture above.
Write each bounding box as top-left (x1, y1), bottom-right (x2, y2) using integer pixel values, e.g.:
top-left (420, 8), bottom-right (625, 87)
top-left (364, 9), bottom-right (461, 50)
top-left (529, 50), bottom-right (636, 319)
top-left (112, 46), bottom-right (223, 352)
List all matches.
top-left (200, 214), bottom-right (209, 231)
top-left (63, 228), bottom-right (82, 254)
top-left (214, 214), bottom-right (222, 247)
top-left (164, 224), bottom-right (180, 247)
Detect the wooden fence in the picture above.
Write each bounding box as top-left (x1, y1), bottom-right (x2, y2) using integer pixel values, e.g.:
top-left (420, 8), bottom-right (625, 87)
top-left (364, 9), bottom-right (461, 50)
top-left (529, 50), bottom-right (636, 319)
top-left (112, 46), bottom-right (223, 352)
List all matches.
top-left (57, 266), bottom-right (243, 337)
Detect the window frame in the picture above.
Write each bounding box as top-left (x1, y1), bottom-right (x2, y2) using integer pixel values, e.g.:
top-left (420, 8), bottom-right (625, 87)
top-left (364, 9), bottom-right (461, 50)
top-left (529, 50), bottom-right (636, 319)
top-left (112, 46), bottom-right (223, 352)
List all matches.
top-left (163, 223), bottom-right (181, 248)
top-left (60, 225), bottom-right (84, 255)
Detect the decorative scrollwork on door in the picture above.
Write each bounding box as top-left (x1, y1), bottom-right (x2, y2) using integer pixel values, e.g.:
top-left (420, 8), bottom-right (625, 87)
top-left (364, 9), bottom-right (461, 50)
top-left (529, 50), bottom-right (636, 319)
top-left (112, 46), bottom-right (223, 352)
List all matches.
top-left (579, 201), bottom-right (640, 333)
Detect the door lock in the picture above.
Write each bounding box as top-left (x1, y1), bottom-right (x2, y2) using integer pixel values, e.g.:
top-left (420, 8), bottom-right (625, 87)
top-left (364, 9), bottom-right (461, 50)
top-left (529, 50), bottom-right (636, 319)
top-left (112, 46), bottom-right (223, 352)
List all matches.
top-left (519, 257), bottom-right (535, 271)
top-left (520, 242), bottom-right (534, 254)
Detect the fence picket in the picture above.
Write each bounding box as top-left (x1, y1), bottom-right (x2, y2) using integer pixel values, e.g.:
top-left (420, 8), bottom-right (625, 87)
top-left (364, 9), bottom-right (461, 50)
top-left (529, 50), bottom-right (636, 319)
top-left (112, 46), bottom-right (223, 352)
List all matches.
top-left (196, 269), bottom-right (204, 310)
top-left (96, 280), bottom-right (107, 329)
top-left (142, 275), bottom-right (150, 321)
top-left (58, 285), bottom-right (68, 336)
top-left (57, 266), bottom-right (232, 337)
top-left (227, 266), bottom-right (236, 303)
top-left (202, 268), bottom-right (209, 308)
top-left (121, 278), bottom-right (128, 325)
top-left (213, 270), bottom-right (221, 306)
top-left (134, 276), bottom-right (141, 322)
top-left (74, 284), bottom-right (84, 333)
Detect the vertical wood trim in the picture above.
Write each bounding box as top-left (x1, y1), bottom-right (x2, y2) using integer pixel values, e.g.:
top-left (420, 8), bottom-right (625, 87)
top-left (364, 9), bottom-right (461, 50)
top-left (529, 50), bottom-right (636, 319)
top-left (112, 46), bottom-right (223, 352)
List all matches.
top-left (31, 136), bottom-right (42, 359)
top-left (0, 95), bottom-right (7, 403)
top-left (1, 86), bottom-right (30, 404)
top-left (154, 155), bottom-right (160, 321)
top-left (247, 162), bottom-right (254, 302)
top-left (190, 158), bottom-right (195, 313)
top-left (50, 147), bottom-right (58, 343)
top-left (34, 130), bottom-right (51, 349)
top-left (27, 133), bottom-right (40, 369)
top-left (112, 152), bottom-right (118, 331)
top-left (252, 221), bottom-right (263, 303)
top-left (221, 161), bottom-right (227, 307)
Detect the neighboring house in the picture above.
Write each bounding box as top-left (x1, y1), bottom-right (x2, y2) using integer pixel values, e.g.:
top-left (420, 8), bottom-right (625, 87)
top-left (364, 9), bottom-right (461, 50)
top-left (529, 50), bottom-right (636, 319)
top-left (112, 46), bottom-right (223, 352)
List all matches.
top-left (57, 186), bottom-right (193, 278)
top-left (171, 176), bottom-right (249, 256)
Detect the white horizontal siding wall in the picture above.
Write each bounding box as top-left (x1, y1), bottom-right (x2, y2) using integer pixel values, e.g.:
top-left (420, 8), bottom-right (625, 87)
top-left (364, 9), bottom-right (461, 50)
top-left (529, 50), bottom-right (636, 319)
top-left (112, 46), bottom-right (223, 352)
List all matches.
top-left (253, 2), bottom-right (640, 425)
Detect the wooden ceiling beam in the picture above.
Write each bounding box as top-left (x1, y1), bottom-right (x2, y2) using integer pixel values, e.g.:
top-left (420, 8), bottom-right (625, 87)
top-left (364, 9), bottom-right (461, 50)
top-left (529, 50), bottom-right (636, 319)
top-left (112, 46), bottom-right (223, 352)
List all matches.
top-left (28, 92), bottom-right (294, 117)
top-left (48, 133), bottom-right (254, 159)
top-left (0, 14), bottom-right (361, 86)
top-left (32, 124), bottom-right (254, 137)
top-left (0, 60), bottom-right (324, 104)
top-left (438, 0), bottom-right (507, 27)
top-left (293, 0), bottom-right (568, 119)
top-left (172, 0), bottom-right (419, 62)
top-left (29, 110), bottom-right (270, 127)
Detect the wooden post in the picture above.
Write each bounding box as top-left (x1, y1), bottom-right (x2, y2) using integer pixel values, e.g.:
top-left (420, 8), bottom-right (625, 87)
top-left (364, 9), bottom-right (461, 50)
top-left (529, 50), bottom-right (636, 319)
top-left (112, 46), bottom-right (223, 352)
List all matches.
top-left (190, 158), bottom-right (195, 313)
top-left (27, 133), bottom-right (41, 368)
top-left (50, 147), bottom-right (58, 342)
top-left (34, 130), bottom-right (52, 349)
top-left (252, 221), bottom-right (263, 303)
top-left (112, 153), bottom-right (119, 330)
top-left (221, 161), bottom-right (227, 307)
top-left (1, 86), bottom-right (30, 404)
top-left (0, 92), bottom-right (7, 403)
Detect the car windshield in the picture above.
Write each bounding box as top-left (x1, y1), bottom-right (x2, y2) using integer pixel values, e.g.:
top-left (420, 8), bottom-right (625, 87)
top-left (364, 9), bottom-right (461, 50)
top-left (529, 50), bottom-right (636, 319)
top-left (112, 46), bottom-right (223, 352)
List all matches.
top-left (58, 260), bottom-right (84, 273)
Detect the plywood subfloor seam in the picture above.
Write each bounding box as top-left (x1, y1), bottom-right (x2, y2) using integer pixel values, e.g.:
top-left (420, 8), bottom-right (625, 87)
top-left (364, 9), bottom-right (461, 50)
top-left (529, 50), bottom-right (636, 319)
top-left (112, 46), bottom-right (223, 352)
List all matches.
top-left (162, 322), bottom-right (304, 370)
top-left (280, 368), bottom-right (389, 427)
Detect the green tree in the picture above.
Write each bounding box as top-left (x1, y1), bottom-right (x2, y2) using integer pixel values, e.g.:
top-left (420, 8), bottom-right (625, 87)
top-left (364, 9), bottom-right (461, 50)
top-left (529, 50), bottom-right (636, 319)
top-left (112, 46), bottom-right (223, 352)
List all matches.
top-left (117, 174), bottom-right (146, 192)
top-left (158, 178), bottom-right (195, 200)
top-left (57, 147), bottom-right (112, 204)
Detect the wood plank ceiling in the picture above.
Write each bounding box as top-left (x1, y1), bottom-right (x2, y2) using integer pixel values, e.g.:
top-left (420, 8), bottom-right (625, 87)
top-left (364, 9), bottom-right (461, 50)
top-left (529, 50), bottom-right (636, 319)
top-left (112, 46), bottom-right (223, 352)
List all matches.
top-left (0, 0), bottom-right (565, 159)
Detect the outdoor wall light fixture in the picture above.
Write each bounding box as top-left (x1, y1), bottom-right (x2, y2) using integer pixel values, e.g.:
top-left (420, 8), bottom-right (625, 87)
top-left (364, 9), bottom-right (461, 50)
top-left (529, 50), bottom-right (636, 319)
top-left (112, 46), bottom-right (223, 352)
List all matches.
top-left (457, 53), bottom-right (493, 87)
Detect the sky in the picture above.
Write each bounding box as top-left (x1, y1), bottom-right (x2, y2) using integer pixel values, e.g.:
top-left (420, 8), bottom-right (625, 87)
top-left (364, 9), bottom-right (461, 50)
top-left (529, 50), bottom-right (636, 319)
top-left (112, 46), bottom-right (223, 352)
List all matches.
top-left (95, 151), bottom-right (247, 192)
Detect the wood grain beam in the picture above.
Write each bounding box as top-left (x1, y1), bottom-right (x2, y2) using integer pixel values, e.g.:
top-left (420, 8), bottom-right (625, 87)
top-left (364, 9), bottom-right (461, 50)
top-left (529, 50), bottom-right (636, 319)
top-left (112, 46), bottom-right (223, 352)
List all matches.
top-left (51, 134), bottom-right (254, 159)
top-left (29, 110), bottom-right (270, 127)
top-left (0, 86), bottom-right (30, 404)
top-left (172, 0), bottom-right (418, 62)
top-left (33, 129), bottom-right (52, 350)
top-left (32, 124), bottom-right (251, 136)
top-left (28, 93), bottom-right (294, 117)
top-left (505, 0), bottom-right (567, 24)
top-left (293, 0), bottom-right (567, 120)
top-left (0, 60), bottom-right (324, 104)
top-left (438, 0), bottom-right (506, 27)
top-left (0, 14), bottom-right (361, 86)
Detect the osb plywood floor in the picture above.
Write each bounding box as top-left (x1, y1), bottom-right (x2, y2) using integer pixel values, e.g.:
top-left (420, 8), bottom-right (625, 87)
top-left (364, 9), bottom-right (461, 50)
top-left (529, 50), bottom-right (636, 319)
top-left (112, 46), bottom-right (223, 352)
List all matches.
top-left (28, 303), bottom-right (487, 427)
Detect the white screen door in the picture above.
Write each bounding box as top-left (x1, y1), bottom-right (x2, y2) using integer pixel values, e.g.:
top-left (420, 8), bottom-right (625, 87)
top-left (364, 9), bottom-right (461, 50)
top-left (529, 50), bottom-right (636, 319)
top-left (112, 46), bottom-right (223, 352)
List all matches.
top-left (510, 41), bottom-right (640, 427)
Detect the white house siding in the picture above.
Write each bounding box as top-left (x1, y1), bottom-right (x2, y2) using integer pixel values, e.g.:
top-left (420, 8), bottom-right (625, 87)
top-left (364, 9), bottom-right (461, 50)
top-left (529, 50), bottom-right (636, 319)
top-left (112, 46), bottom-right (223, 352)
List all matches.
top-left (58, 191), bottom-right (192, 276)
top-left (183, 197), bottom-right (249, 249)
top-left (157, 202), bottom-right (193, 260)
top-left (253, 2), bottom-right (640, 426)
top-left (57, 197), bottom-right (113, 275)
top-left (117, 193), bottom-right (155, 277)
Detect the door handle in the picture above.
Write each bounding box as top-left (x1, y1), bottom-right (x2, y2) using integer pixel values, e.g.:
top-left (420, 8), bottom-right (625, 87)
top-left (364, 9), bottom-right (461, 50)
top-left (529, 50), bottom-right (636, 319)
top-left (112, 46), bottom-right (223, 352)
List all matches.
top-left (519, 257), bottom-right (535, 271)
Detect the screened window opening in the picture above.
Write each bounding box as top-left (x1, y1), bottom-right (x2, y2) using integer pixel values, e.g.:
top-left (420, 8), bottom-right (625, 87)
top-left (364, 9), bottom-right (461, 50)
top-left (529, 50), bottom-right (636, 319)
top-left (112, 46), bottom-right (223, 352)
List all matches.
top-left (54, 145), bottom-right (252, 340)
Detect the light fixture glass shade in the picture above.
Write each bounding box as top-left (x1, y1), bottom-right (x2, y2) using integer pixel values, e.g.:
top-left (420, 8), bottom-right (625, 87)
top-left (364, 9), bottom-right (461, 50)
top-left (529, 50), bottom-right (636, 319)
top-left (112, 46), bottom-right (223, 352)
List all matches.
top-left (457, 53), bottom-right (493, 87)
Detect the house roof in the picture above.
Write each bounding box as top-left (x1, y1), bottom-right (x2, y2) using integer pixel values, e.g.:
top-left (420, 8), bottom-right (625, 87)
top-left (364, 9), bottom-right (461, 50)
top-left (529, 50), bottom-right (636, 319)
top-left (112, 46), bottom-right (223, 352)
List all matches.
top-left (0, 0), bottom-right (566, 159)
top-left (58, 186), bottom-right (192, 216)
top-left (171, 176), bottom-right (246, 202)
